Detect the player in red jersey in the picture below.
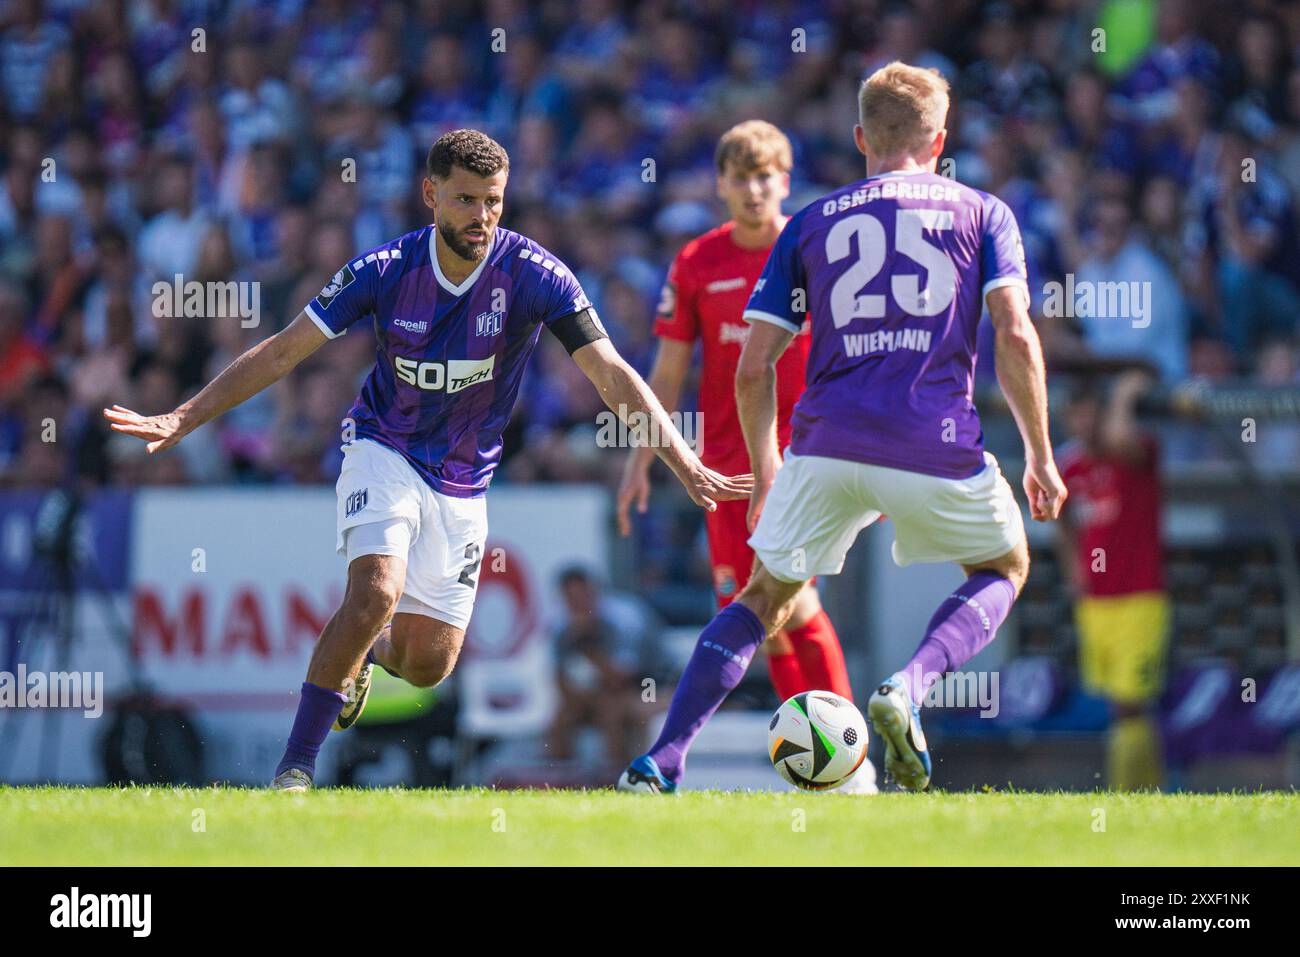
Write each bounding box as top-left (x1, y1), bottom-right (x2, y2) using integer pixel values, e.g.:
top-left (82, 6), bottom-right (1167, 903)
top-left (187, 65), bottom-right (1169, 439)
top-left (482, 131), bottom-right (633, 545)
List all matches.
top-left (617, 123), bottom-right (863, 778)
top-left (1057, 371), bottom-right (1169, 790)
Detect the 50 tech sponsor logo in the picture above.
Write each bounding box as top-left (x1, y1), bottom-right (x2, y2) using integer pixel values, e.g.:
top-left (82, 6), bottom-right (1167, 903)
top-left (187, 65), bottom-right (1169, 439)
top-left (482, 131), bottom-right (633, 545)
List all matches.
top-left (393, 355), bottom-right (495, 393)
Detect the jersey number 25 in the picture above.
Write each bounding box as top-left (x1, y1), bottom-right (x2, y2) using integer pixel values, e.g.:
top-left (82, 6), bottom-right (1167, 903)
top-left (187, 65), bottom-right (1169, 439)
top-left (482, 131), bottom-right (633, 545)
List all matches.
top-left (826, 210), bottom-right (957, 328)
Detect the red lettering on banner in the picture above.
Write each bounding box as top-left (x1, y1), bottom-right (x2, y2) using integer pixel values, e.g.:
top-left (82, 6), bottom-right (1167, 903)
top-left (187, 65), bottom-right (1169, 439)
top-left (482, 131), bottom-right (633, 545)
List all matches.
top-left (134, 588), bottom-right (204, 657)
top-left (220, 588), bottom-right (271, 658)
top-left (133, 586), bottom-right (340, 659)
top-left (285, 590), bottom-right (330, 654)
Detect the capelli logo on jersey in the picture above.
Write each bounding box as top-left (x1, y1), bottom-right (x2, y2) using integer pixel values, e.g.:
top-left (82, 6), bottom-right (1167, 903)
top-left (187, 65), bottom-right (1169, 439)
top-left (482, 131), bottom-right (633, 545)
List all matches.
top-left (394, 317), bottom-right (429, 334)
top-left (394, 355), bottom-right (496, 393)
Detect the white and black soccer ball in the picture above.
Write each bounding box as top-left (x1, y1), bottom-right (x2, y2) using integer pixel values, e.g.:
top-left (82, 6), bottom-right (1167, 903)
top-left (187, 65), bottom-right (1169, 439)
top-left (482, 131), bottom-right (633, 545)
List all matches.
top-left (768, 691), bottom-right (869, 790)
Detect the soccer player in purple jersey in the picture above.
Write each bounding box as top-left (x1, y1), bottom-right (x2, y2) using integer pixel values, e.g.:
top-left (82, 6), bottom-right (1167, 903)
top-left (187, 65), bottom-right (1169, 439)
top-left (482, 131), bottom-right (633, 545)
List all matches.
top-left (619, 63), bottom-right (1067, 793)
top-left (105, 129), bottom-right (751, 791)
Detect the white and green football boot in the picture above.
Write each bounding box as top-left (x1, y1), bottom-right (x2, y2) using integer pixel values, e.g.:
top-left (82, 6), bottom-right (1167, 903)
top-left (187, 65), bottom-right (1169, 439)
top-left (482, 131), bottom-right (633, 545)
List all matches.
top-left (867, 676), bottom-right (932, 790)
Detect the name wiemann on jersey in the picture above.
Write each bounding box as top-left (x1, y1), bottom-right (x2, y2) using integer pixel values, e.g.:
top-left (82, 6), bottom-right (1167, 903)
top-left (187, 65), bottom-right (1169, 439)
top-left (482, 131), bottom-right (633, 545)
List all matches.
top-left (394, 355), bottom-right (496, 393)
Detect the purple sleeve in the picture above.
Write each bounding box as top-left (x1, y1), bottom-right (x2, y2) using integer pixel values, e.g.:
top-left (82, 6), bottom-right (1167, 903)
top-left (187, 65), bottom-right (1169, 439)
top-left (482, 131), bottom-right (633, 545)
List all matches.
top-left (303, 258), bottom-right (380, 338)
top-left (743, 212), bottom-right (807, 333)
top-left (980, 195), bottom-right (1029, 303)
top-left (534, 258), bottom-right (594, 328)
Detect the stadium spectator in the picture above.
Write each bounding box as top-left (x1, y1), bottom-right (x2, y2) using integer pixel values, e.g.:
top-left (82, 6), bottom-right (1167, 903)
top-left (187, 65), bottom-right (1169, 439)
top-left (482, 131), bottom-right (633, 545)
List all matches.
top-left (552, 0), bottom-right (627, 81)
top-left (1116, 0), bottom-right (1220, 126)
top-left (410, 34), bottom-right (484, 149)
top-left (322, 89), bottom-right (415, 240)
top-left (546, 566), bottom-right (659, 770)
top-left (860, 4), bottom-right (956, 81)
top-left (0, 0), bottom-right (70, 121)
top-left (1057, 372), bottom-right (1169, 790)
top-left (1187, 125), bottom-right (1300, 362)
top-left (1222, 10), bottom-right (1289, 133)
top-left (484, 33), bottom-right (573, 142)
top-left (1070, 195), bottom-right (1189, 382)
top-left (958, 4), bottom-right (1055, 141)
top-left (136, 155), bottom-right (209, 282)
top-left (219, 41), bottom-right (297, 151)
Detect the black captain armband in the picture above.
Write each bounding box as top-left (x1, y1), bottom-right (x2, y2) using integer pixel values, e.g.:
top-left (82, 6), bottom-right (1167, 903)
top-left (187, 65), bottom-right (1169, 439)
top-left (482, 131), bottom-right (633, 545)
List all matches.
top-left (548, 307), bottom-right (609, 354)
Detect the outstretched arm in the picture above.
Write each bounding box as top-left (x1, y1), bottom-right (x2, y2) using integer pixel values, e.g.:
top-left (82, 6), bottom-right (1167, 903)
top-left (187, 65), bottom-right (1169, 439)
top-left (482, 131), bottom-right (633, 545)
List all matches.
top-left (104, 311), bottom-right (329, 452)
top-left (571, 337), bottom-right (752, 511)
top-left (987, 285), bottom-right (1066, 521)
top-left (615, 337), bottom-right (693, 535)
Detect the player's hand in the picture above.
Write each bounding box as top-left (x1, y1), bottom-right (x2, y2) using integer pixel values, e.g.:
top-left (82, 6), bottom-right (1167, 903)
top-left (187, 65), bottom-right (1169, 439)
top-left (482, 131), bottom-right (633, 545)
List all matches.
top-left (680, 464), bottom-right (753, 512)
top-left (1023, 457), bottom-right (1067, 522)
top-left (616, 457), bottom-right (651, 537)
top-left (102, 405), bottom-right (186, 453)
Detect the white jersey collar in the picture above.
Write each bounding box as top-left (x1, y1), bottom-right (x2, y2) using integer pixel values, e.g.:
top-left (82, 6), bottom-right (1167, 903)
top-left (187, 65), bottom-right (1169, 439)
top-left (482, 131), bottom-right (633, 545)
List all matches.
top-left (430, 226), bottom-right (495, 296)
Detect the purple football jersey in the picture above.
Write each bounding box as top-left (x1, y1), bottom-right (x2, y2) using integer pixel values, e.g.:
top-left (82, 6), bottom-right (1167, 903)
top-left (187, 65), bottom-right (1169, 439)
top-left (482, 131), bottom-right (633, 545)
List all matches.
top-left (304, 225), bottom-right (597, 496)
top-left (744, 170), bottom-right (1029, 479)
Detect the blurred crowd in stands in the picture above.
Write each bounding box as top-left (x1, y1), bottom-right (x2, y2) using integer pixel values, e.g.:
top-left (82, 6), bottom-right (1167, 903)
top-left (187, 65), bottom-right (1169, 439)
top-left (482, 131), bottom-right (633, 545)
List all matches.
top-left (2, 0), bottom-right (1300, 497)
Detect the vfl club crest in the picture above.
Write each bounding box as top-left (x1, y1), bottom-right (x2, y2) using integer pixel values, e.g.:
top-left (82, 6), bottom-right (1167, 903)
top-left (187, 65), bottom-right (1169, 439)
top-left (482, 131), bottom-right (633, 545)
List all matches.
top-left (475, 310), bottom-right (503, 337)
top-left (345, 488), bottom-right (368, 518)
top-left (315, 264), bottom-right (356, 311)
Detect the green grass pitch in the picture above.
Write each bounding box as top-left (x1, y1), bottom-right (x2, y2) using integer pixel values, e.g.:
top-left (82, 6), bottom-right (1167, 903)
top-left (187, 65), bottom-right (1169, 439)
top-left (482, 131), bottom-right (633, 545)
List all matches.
top-left (2, 787), bottom-right (1296, 866)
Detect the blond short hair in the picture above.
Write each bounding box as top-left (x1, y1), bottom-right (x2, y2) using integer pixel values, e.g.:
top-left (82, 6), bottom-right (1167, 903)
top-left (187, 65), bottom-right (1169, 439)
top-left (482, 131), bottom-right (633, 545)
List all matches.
top-left (714, 120), bottom-right (793, 175)
top-left (857, 61), bottom-right (950, 158)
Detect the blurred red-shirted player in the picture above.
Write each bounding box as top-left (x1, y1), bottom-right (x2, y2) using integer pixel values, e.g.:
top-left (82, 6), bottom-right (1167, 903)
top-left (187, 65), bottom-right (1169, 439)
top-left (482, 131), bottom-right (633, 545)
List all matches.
top-left (617, 120), bottom-right (852, 705)
top-left (1057, 371), bottom-right (1169, 790)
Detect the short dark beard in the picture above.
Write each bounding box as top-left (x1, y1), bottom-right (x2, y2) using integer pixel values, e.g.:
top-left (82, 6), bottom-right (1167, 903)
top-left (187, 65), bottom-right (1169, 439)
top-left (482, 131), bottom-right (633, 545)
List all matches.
top-left (441, 224), bottom-right (490, 263)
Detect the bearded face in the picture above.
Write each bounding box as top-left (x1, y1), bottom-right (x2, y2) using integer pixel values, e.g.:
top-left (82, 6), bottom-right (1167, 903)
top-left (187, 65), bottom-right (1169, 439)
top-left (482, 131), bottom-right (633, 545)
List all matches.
top-left (423, 166), bottom-right (507, 264)
top-left (439, 220), bottom-right (492, 262)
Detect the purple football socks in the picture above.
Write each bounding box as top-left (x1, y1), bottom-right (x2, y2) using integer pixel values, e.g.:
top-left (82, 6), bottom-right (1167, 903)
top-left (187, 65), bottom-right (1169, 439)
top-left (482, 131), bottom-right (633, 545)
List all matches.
top-left (647, 602), bottom-right (766, 783)
top-left (274, 681), bottom-right (348, 779)
top-left (897, 570), bottom-right (1017, 705)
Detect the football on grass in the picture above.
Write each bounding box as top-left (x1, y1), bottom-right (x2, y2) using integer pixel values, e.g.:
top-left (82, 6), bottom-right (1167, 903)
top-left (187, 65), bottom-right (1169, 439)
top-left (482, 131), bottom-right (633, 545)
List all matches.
top-left (768, 691), bottom-right (869, 790)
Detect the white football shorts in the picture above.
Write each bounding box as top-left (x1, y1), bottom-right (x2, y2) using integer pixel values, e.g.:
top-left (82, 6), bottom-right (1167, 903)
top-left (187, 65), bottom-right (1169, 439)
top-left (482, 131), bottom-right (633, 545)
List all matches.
top-left (749, 449), bottom-right (1025, 583)
top-left (335, 438), bottom-right (488, 630)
